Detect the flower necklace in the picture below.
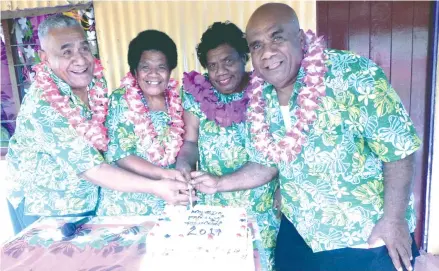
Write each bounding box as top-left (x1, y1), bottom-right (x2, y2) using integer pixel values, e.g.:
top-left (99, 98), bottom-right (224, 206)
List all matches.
top-left (182, 71), bottom-right (250, 127)
top-left (246, 30), bottom-right (328, 163)
top-left (33, 58), bottom-right (109, 151)
top-left (121, 72), bottom-right (184, 167)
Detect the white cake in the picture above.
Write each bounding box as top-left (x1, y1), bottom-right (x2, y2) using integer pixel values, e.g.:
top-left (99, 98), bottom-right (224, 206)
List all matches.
top-left (144, 205), bottom-right (255, 271)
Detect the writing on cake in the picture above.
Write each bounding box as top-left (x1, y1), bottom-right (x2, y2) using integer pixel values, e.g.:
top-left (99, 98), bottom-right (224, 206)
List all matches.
top-left (185, 209), bottom-right (224, 236)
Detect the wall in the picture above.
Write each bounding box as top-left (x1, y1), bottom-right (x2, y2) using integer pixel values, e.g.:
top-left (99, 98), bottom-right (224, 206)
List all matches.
top-left (317, 1), bottom-right (433, 249)
top-left (93, 1), bottom-right (316, 91)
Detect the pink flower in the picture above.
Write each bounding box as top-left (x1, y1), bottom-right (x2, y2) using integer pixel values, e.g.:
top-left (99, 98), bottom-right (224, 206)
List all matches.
top-left (37, 59), bottom-right (109, 151)
top-left (121, 73), bottom-right (183, 166)
top-left (93, 58), bottom-right (104, 78)
top-left (246, 30), bottom-right (327, 163)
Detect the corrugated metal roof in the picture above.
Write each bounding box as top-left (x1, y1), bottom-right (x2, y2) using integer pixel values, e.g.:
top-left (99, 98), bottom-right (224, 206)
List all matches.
top-left (1, 0), bottom-right (92, 19)
top-left (94, 1), bottom-right (316, 91)
top-left (1, 0), bottom-right (89, 11)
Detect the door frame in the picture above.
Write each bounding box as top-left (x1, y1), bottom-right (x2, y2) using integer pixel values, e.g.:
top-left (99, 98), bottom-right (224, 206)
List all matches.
top-left (425, 0), bottom-right (439, 254)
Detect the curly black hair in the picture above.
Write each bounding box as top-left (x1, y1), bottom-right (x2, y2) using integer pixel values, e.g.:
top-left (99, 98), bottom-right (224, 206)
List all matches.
top-left (196, 21), bottom-right (249, 69)
top-left (128, 30), bottom-right (178, 75)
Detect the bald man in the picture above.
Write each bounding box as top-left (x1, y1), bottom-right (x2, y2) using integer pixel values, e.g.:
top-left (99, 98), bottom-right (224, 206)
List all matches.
top-left (244, 3), bottom-right (420, 271)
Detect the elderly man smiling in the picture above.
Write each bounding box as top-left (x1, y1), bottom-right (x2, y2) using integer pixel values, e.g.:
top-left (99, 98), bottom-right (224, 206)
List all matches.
top-left (244, 3), bottom-right (421, 271)
top-left (6, 14), bottom-right (190, 234)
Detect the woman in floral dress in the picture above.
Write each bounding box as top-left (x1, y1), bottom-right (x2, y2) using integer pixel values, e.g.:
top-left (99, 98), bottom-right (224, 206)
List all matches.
top-left (175, 22), bottom-right (279, 269)
top-left (97, 30), bottom-right (189, 216)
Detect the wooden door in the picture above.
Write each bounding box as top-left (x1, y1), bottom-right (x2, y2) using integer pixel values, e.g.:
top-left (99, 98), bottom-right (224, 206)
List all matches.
top-left (317, 1), bottom-right (434, 249)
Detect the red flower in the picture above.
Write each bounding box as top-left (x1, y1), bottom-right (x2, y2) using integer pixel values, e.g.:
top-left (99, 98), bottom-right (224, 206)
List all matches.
top-left (36, 58), bottom-right (109, 151)
top-left (122, 74), bottom-right (183, 167)
top-left (246, 30), bottom-right (327, 163)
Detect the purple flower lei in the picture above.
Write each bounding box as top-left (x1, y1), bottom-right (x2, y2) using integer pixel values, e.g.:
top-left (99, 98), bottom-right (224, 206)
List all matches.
top-left (182, 71), bottom-right (250, 127)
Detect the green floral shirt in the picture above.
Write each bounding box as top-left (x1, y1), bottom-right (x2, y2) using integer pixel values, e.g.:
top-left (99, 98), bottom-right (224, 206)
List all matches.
top-left (182, 79), bottom-right (280, 269)
top-left (97, 87), bottom-right (172, 216)
top-left (246, 49), bottom-right (421, 252)
top-left (6, 70), bottom-right (105, 216)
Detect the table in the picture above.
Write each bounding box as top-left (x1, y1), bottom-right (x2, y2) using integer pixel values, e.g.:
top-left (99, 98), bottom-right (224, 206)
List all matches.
top-left (1, 216), bottom-right (268, 271)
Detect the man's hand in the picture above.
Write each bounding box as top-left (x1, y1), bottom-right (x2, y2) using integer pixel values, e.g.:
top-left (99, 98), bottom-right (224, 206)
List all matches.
top-left (152, 179), bottom-right (197, 205)
top-left (161, 169), bottom-right (186, 183)
top-left (190, 171), bottom-right (220, 194)
top-left (368, 217), bottom-right (413, 271)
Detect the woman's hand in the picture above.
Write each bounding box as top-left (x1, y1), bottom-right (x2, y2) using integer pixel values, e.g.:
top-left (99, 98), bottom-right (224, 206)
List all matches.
top-left (161, 169), bottom-right (186, 182)
top-left (152, 179), bottom-right (197, 205)
top-left (176, 165), bottom-right (192, 182)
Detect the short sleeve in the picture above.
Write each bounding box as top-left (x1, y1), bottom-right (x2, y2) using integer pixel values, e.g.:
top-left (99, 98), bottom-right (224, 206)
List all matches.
top-left (104, 88), bottom-right (137, 163)
top-left (349, 59), bottom-right (421, 162)
top-left (182, 86), bottom-right (203, 119)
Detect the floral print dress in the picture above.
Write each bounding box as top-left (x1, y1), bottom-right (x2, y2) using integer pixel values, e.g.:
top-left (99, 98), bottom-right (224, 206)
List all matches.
top-left (182, 80), bottom-right (280, 270)
top-left (97, 87), bottom-right (174, 216)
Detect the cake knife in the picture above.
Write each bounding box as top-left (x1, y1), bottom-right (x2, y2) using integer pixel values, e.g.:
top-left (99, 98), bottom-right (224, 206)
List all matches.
top-left (188, 183), bottom-right (193, 210)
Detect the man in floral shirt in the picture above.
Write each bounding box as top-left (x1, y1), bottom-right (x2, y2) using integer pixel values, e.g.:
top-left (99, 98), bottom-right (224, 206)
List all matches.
top-left (244, 3), bottom-right (421, 271)
top-left (6, 15), bottom-right (190, 234)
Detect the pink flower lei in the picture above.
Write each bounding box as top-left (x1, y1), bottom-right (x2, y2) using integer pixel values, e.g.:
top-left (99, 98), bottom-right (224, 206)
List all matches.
top-left (182, 71), bottom-right (250, 127)
top-left (33, 58), bottom-right (110, 151)
top-left (247, 30), bottom-right (328, 163)
top-left (121, 72), bottom-right (184, 167)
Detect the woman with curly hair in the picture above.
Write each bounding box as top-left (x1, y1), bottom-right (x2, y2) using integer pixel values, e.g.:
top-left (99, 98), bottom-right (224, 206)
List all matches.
top-left (97, 30), bottom-right (191, 216)
top-left (176, 21), bottom-right (280, 269)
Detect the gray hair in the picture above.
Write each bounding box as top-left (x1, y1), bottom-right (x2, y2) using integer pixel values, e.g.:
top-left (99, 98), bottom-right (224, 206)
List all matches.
top-left (38, 14), bottom-right (82, 41)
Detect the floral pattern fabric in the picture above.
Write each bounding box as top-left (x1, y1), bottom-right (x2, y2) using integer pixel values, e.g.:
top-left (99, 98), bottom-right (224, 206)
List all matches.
top-left (6, 68), bottom-right (106, 216)
top-left (0, 216), bottom-right (267, 271)
top-left (245, 49), bottom-right (421, 253)
top-left (97, 88), bottom-right (174, 216)
top-left (182, 77), bottom-right (280, 270)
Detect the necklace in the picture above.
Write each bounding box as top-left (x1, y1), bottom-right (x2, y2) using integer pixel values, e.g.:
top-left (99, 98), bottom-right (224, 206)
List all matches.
top-left (182, 71), bottom-right (250, 127)
top-left (246, 30), bottom-right (328, 163)
top-left (121, 72), bottom-right (184, 166)
top-left (33, 58), bottom-right (109, 151)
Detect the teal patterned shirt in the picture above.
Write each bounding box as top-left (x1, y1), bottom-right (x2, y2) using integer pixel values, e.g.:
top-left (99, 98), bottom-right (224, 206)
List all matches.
top-left (6, 68), bottom-right (105, 216)
top-left (97, 87), bottom-right (172, 216)
top-left (182, 75), bottom-right (280, 270)
top-left (245, 49), bottom-right (421, 252)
